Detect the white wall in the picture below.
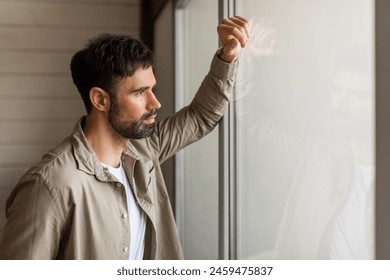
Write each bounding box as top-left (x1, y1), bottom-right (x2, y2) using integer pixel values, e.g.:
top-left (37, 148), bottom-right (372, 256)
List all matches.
top-left (0, 0), bottom-right (140, 240)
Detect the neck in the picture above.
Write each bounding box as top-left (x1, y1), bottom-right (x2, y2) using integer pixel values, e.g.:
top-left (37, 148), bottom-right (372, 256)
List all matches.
top-left (83, 113), bottom-right (128, 168)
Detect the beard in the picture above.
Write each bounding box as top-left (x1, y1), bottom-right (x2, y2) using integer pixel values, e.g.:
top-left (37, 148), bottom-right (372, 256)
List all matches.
top-left (108, 98), bottom-right (157, 139)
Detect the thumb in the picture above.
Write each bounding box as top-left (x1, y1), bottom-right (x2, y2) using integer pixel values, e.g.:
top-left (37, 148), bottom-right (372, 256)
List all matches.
top-left (223, 38), bottom-right (239, 56)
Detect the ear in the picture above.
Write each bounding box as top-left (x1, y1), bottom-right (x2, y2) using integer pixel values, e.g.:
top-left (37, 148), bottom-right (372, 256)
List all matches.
top-left (89, 87), bottom-right (110, 112)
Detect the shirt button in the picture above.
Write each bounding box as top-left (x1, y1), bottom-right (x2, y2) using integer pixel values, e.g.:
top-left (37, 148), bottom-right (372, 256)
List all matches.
top-left (116, 183), bottom-right (121, 187)
top-left (122, 213), bottom-right (128, 219)
top-left (123, 246), bottom-right (128, 253)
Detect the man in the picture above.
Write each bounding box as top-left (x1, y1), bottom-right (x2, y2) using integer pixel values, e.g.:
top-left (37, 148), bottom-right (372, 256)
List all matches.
top-left (0, 16), bottom-right (249, 259)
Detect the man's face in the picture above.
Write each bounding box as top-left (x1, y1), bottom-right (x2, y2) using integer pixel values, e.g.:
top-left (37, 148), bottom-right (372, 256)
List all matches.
top-left (108, 67), bottom-right (161, 139)
top-left (331, 69), bottom-right (373, 128)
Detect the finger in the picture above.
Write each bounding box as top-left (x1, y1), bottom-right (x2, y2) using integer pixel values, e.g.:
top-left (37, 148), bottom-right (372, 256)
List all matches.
top-left (233, 15), bottom-right (249, 23)
top-left (218, 23), bottom-right (248, 48)
top-left (223, 38), bottom-right (239, 56)
top-left (230, 16), bottom-right (250, 38)
top-left (229, 17), bottom-right (250, 40)
top-left (223, 18), bottom-right (249, 45)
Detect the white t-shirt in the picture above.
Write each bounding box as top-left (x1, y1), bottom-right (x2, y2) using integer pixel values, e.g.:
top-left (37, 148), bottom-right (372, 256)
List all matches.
top-left (319, 163), bottom-right (375, 259)
top-left (101, 161), bottom-right (146, 260)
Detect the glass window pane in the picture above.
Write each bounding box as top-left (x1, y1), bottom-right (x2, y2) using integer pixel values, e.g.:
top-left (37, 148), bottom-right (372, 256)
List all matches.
top-left (176, 0), bottom-right (219, 260)
top-left (235, 0), bottom-right (375, 259)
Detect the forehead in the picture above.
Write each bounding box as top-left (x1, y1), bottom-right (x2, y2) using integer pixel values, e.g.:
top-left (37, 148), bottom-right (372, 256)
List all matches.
top-left (334, 69), bottom-right (372, 92)
top-left (117, 67), bottom-right (156, 90)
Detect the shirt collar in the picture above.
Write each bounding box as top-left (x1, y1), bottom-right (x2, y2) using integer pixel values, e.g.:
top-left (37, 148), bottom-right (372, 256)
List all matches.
top-left (71, 116), bottom-right (140, 181)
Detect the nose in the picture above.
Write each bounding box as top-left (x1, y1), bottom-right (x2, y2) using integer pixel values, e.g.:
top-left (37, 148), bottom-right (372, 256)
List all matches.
top-left (331, 89), bottom-right (346, 111)
top-left (147, 92), bottom-right (161, 111)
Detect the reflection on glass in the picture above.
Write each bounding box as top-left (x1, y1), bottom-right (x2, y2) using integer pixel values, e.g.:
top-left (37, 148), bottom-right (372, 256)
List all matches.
top-left (236, 0), bottom-right (374, 259)
top-left (318, 45), bottom-right (374, 259)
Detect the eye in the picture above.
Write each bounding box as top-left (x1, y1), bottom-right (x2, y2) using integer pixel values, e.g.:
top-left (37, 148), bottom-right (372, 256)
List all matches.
top-left (331, 85), bottom-right (342, 96)
top-left (134, 88), bottom-right (147, 96)
top-left (133, 86), bottom-right (156, 97)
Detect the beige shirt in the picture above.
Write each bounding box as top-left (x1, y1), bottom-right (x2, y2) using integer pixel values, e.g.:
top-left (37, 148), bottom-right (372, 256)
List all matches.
top-left (0, 53), bottom-right (237, 259)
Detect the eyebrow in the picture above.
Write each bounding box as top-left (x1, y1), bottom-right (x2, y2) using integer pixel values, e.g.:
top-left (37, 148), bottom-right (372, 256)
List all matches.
top-left (129, 84), bottom-right (157, 94)
top-left (129, 86), bottom-right (149, 93)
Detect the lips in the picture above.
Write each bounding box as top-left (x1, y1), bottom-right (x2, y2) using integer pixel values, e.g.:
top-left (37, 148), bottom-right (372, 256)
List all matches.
top-left (143, 115), bottom-right (157, 124)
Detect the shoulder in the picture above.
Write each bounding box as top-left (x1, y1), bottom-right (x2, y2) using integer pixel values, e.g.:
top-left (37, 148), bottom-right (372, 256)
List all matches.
top-left (17, 135), bottom-right (83, 196)
top-left (5, 137), bottom-right (76, 221)
top-left (29, 136), bottom-right (75, 177)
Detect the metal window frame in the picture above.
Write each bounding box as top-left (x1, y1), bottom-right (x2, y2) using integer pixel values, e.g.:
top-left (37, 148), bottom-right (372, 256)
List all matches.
top-left (174, 0), bottom-right (237, 260)
top-left (218, 0), bottom-right (238, 260)
top-left (173, 0), bottom-right (187, 255)
top-left (375, 0), bottom-right (390, 260)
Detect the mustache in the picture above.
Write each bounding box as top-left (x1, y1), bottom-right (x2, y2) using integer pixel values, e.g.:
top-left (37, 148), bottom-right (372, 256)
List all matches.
top-left (141, 109), bottom-right (157, 121)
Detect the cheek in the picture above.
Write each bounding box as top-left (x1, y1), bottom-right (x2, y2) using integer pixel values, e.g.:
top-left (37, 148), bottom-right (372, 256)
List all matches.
top-left (118, 99), bottom-right (146, 120)
top-left (330, 92), bottom-right (343, 110)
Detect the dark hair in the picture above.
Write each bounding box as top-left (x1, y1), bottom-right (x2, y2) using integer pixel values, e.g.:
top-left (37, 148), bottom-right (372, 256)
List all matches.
top-left (70, 33), bottom-right (155, 113)
top-left (334, 44), bottom-right (370, 75)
